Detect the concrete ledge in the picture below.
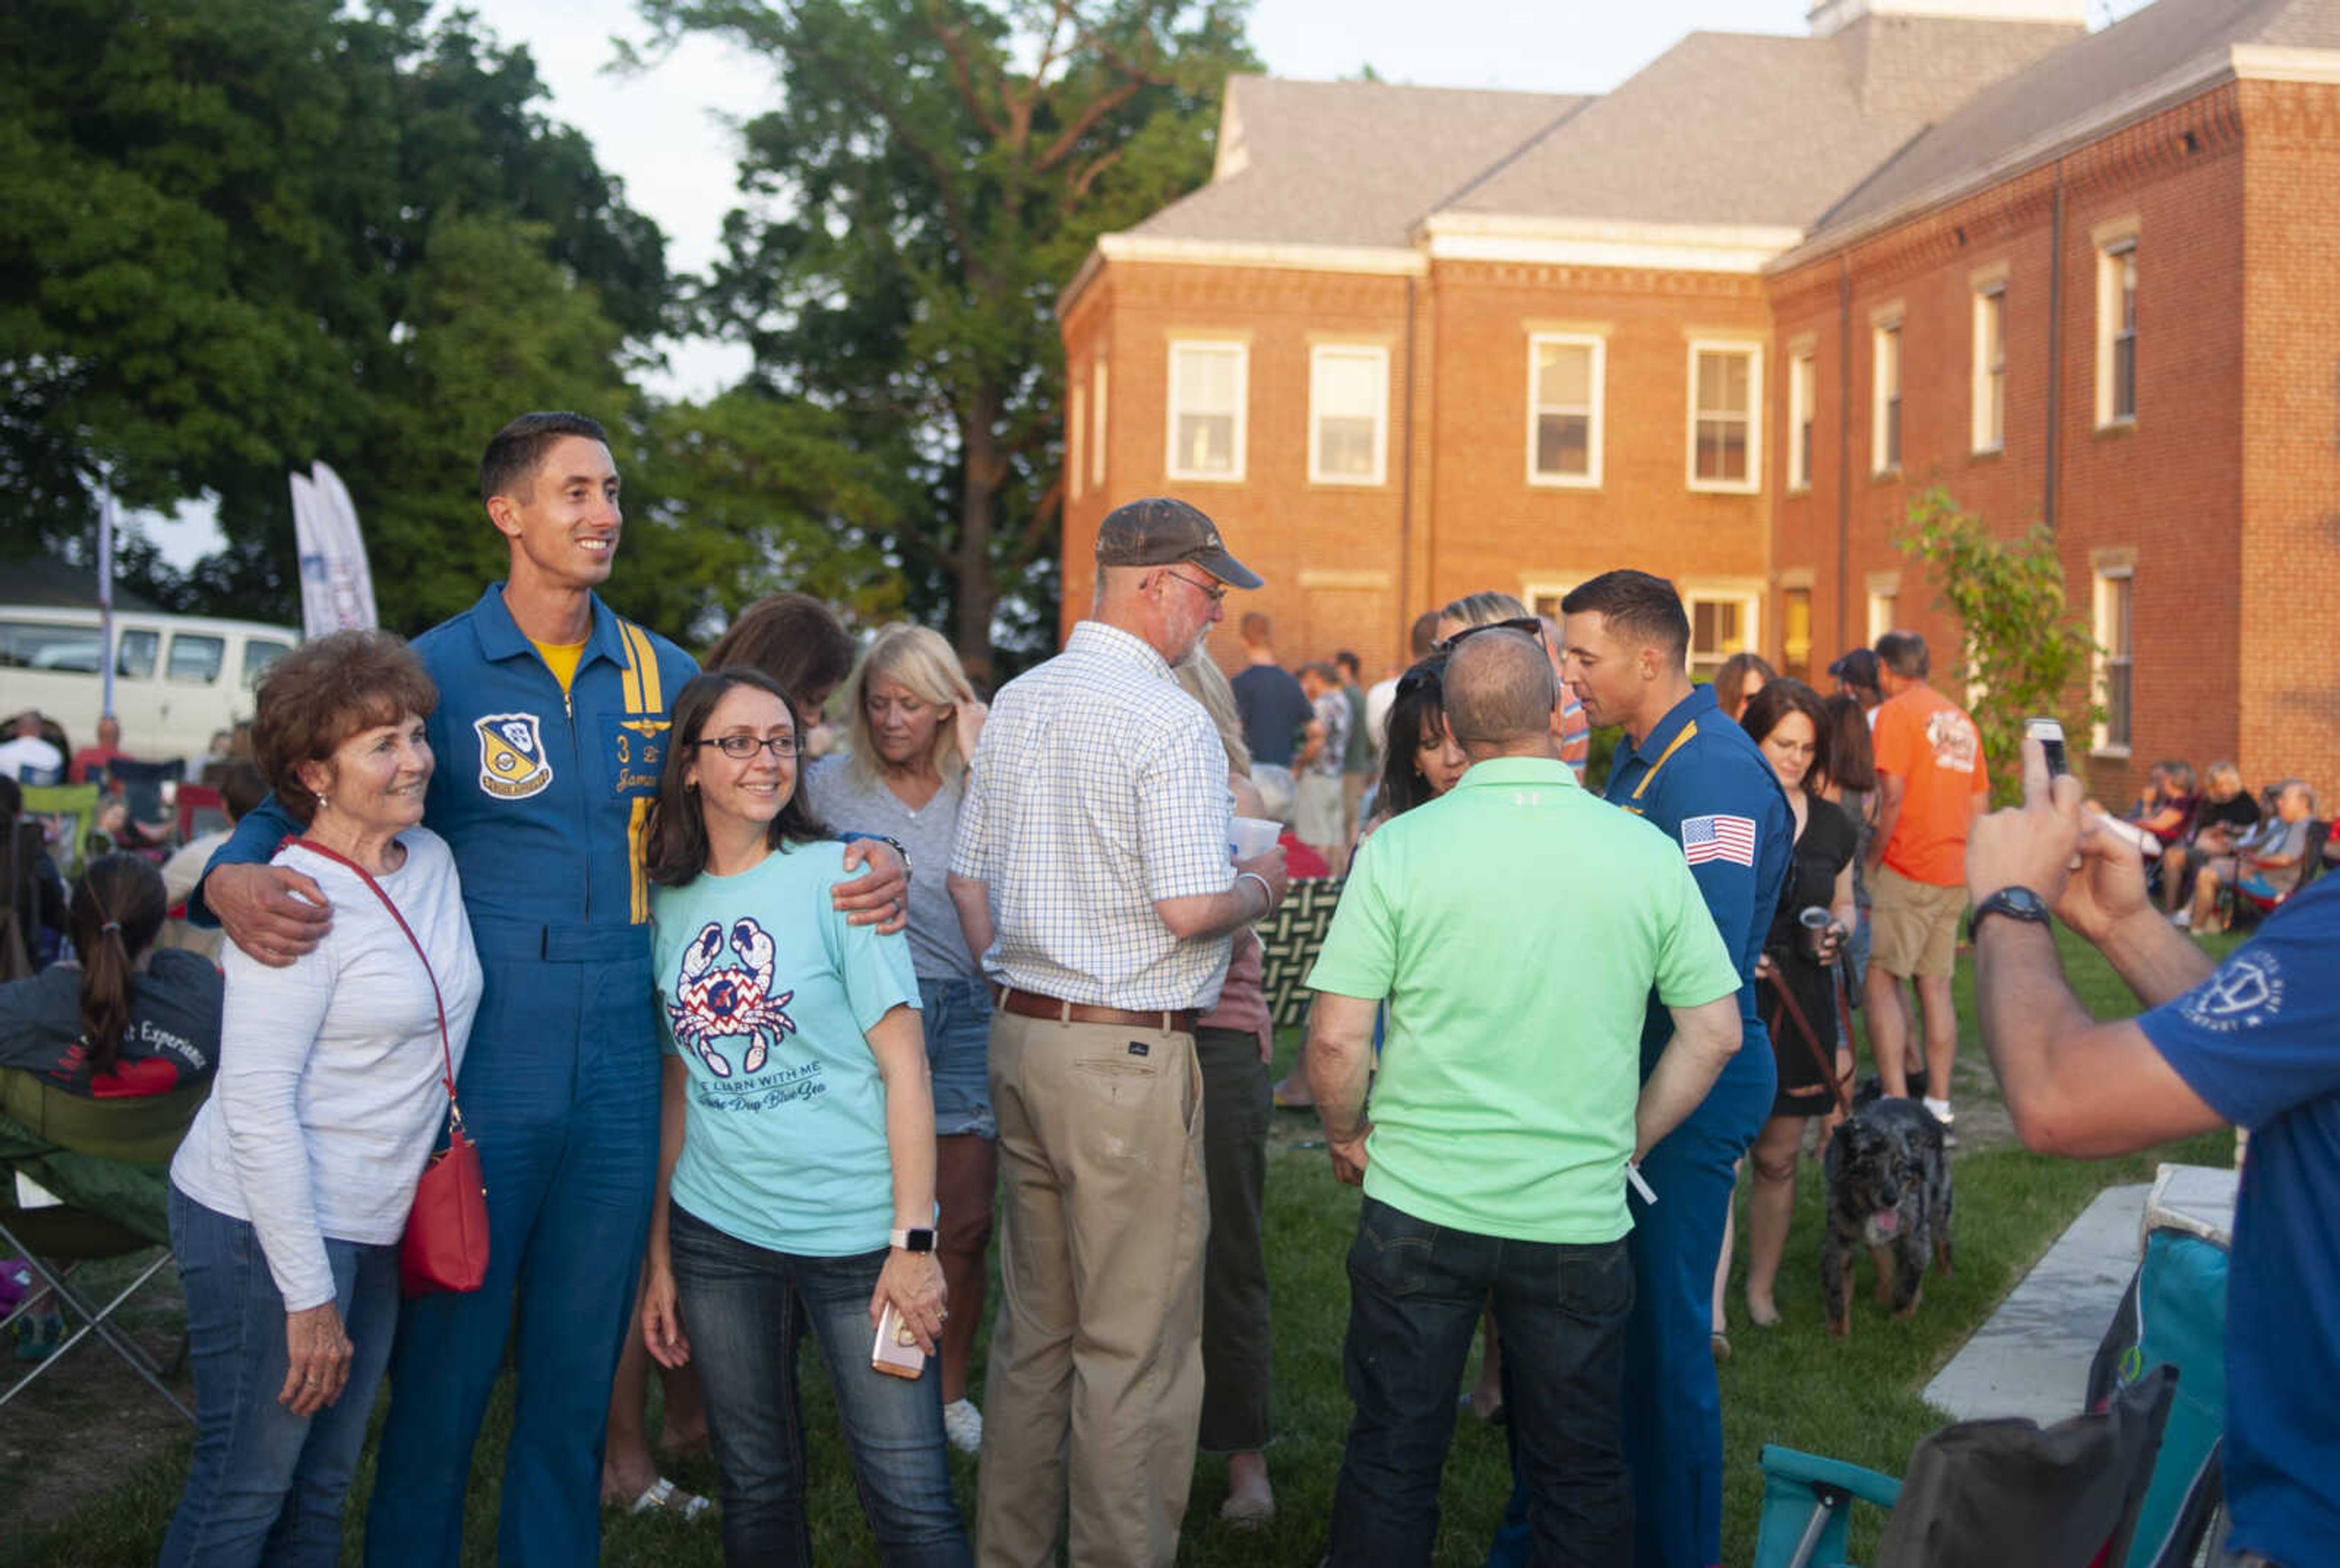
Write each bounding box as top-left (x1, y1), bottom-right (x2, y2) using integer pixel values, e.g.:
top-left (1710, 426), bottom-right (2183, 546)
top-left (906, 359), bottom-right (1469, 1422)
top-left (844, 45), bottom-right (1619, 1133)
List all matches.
top-left (1923, 1182), bottom-right (2150, 1425)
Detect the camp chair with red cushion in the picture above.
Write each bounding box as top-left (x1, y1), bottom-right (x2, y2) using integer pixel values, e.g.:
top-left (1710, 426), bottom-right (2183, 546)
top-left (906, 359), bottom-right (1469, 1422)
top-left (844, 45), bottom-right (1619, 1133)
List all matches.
top-left (0, 1068), bottom-right (208, 1422)
top-left (2233, 818), bottom-right (2329, 921)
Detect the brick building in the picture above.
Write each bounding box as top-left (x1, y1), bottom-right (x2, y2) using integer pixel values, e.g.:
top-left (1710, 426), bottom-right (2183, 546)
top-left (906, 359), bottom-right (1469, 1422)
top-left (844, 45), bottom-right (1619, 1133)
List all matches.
top-left (1058, 0), bottom-right (2340, 801)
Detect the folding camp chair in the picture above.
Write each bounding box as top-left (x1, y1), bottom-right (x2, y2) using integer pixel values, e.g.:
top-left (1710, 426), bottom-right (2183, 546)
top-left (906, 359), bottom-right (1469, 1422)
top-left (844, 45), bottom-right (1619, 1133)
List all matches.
top-left (1752, 1362), bottom-right (2176, 1568)
top-left (175, 783), bottom-right (227, 845)
top-left (0, 1067), bottom-right (208, 1422)
top-left (1256, 874), bottom-right (1344, 1031)
top-left (18, 782), bottom-right (102, 879)
top-left (2232, 818), bottom-right (2329, 923)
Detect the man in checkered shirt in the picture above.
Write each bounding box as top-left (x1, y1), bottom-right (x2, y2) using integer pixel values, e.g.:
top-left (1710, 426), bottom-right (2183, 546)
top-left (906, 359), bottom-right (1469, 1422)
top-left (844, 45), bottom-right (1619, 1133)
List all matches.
top-left (949, 497), bottom-right (1289, 1567)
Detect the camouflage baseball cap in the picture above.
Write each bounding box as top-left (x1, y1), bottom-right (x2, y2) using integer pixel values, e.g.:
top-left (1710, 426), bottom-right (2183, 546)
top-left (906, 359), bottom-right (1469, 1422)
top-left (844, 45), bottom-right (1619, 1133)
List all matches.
top-left (1094, 497), bottom-right (1263, 590)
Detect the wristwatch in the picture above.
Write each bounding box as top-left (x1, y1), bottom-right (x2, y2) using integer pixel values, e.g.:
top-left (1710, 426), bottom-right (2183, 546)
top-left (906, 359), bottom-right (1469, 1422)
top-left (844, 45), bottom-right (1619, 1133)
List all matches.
top-left (1968, 885), bottom-right (2052, 942)
top-left (889, 1227), bottom-right (937, 1254)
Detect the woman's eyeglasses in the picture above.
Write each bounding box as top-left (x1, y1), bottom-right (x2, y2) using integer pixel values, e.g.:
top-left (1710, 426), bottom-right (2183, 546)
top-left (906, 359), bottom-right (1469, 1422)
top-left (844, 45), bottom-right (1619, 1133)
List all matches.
top-left (697, 734), bottom-right (804, 759)
top-left (1433, 615), bottom-right (1544, 655)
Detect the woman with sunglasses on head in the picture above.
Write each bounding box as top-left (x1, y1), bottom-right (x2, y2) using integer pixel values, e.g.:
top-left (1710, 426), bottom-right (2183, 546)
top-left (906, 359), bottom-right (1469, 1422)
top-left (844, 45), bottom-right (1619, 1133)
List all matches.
top-left (804, 623), bottom-right (993, 1457)
top-left (1434, 592), bottom-right (1590, 780)
top-left (637, 667), bottom-right (967, 1567)
top-left (1735, 679), bottom-right (1860, 1329)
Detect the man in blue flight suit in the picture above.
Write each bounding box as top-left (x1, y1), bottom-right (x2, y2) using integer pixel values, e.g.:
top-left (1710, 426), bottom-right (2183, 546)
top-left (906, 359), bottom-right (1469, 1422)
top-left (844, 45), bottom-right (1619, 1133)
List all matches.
top-left (1487, 570), bottom-right (1790, 1568)
top-left (196, 412), bottom-right (906, 1564)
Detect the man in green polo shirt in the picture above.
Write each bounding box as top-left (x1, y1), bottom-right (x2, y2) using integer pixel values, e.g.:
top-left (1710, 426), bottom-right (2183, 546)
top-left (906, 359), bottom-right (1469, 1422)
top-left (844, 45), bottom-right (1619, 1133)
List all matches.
top-left (1303, 628), bottom-right (1743, 1567)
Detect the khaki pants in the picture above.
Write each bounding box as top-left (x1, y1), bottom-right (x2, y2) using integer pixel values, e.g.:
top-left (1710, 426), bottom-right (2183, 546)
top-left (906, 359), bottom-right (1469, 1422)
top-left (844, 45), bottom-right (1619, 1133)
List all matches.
top-left (976, 1006), bottom-right (1209, 1568)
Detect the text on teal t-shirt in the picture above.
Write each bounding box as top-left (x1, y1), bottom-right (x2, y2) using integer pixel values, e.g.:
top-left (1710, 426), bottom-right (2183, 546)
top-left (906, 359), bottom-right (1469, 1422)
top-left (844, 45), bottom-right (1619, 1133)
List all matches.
top-left (652, 840), bottom-right (920, 1257)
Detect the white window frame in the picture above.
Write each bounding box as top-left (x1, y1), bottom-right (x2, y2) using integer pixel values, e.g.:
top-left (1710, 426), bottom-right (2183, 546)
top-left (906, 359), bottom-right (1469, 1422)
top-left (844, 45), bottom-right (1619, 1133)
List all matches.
top-left (1526, 332), bottom-right (1605, 489)
top-left (1308, 343), bottom-right (1390, 487)
top-left (1068, 383), bottom-right (1085, 502)
top-left (1866, 587), bottom-right (1898, 646)
top-left (1684, 584), bottom-right (1762, 679)
top-left (2091, 564), bottom-right (2135, 755)
top-left (1787, 351), bottom-right (1817, 492)
top-left (1684, 341), bottom-right (1762, 495)
top-left (1090, 359), bottom-right (1108, 489)
top-left (1971, 283), bottom-right (2007, 454)
top-left (1164, 339), bottom-right (1247, 483)
top-left (1871, 318), bottom-right (1902, 476)
top-left (2095, 223), bottom-right (2138, 429)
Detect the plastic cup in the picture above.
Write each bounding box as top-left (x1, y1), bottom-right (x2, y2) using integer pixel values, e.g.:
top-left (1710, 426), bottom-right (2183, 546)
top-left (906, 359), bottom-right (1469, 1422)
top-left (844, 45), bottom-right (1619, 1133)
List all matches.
top-left (1798, 906), bottom-right (1835, 959)
top-left (1228, 815), bottom-right (1282, 860)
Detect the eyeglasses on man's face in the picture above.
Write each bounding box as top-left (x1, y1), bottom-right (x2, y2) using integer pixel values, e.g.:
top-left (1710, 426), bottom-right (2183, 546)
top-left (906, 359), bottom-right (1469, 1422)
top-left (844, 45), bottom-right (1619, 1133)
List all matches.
top-left (1433, 615), bottom-right (1544, 655)
top-left (697, 733), bottom-right (804, 759)
top-left (1161, 568), bottom-right (1229, 605)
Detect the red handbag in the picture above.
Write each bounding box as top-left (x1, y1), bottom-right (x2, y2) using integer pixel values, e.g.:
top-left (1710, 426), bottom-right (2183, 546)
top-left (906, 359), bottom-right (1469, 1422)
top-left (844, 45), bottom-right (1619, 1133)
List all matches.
top-left (297, 839), bottom-right (489, 1297)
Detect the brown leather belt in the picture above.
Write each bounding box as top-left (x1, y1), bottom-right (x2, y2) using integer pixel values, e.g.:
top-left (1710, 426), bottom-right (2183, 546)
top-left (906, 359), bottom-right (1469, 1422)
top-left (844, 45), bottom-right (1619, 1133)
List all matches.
top-left (991, 984), bottom-right (1196, 1035)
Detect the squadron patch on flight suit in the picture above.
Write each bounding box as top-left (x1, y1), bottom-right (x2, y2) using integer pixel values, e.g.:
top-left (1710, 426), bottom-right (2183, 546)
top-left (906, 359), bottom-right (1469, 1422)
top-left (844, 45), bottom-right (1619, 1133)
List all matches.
top-left (476, 712), bottom-right (553, 800)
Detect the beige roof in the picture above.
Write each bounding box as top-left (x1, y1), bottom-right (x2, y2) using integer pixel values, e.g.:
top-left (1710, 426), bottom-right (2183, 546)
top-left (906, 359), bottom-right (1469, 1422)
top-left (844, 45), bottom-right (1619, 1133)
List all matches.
top-left (1818, 0), bottom-right (2340, 233)
top-left (1442, 16), bottom-right (2081, 229)
top-left (1128, 76), bottom-right (1586, 250)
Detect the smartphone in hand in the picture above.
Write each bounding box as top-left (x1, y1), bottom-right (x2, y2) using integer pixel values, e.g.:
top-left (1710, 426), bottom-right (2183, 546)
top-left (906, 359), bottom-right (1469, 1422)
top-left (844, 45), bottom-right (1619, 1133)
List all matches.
top-left (871, 1300), bottom-right (926, 1380)
top-left (2024, 717), bottom-right (2069, 779)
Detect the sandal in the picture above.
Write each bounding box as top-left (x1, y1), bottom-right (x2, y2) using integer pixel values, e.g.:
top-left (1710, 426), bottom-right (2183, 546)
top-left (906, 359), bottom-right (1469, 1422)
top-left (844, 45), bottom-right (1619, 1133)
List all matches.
top-left (623, 1477), bottom-right (713, 1522)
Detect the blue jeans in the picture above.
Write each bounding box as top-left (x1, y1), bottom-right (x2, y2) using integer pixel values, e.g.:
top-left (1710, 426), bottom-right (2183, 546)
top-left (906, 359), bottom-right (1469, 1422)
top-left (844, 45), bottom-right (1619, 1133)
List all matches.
top-left (161, 1184), bottom-right (400, 1567)
top-left (1329, 1197), bottom-right (1634, 1567)
top-left (668, 1204), bottom-right (970, 1566)
top-left (918, 976), bottom-right (994, 1139)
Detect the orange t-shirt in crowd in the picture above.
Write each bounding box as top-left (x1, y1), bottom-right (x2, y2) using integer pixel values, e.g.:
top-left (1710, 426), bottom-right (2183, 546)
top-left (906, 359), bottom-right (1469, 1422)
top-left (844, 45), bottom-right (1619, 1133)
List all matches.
top-left (1872, 683), bottom-right (1988, 885)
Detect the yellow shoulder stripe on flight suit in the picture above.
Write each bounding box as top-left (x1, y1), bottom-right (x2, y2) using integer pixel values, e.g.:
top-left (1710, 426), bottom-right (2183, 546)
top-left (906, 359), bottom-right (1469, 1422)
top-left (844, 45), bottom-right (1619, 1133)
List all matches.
top-left (617, 618), bottom-right (664, 924)
top-left (1623, 720), bottom-right (1700, 814)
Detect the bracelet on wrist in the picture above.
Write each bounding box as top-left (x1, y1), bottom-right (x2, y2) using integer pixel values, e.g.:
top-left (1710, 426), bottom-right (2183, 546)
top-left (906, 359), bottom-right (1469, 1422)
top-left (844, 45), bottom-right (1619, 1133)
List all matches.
top-left (1237, 870), bottom-right (1275, 915)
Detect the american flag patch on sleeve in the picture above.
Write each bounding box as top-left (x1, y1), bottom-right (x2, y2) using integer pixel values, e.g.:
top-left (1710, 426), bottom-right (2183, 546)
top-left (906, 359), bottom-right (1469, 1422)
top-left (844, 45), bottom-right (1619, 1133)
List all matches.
top-left (1681, 814), bottom-right (1757, 867)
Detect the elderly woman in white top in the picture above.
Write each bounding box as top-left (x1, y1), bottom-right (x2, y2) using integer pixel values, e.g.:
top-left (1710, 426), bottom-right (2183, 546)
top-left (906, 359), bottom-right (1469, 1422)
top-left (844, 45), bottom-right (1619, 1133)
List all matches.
top-left (163, 630), bottom-right (482, 1565)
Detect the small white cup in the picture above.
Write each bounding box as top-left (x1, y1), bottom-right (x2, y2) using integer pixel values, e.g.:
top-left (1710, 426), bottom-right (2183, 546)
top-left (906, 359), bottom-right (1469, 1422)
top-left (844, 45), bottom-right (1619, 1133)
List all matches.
top-left (1228, 815), bottom-right (1282, 860)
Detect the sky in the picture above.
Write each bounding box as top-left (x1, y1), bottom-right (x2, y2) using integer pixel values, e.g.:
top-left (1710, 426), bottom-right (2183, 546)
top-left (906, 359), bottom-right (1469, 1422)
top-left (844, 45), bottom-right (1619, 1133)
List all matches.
top-left (142, 0), bottom-right (2141, 567)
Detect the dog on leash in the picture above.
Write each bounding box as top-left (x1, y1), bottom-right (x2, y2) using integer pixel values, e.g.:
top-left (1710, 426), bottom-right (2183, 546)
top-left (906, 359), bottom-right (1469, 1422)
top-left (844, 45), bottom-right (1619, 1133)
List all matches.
top-left (1821, 1081), bottom-right (1954, 1338)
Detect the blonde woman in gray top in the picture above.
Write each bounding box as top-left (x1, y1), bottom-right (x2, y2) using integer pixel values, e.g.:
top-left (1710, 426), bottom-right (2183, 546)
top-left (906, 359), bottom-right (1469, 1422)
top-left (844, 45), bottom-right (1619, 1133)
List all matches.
top-left (805, 623), bottom-right (993, 1454)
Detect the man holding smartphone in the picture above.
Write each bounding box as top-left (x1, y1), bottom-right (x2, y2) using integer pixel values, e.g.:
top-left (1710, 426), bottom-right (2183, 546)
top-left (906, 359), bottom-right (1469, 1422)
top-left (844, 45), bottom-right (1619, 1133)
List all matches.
top-left (1970, 739), bottom-right (2340, 1568)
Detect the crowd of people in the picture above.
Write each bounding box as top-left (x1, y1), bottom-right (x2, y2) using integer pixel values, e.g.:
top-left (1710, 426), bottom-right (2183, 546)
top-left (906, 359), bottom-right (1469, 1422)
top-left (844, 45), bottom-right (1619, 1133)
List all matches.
top-left (1, 408), bottom-right (2332, 1568)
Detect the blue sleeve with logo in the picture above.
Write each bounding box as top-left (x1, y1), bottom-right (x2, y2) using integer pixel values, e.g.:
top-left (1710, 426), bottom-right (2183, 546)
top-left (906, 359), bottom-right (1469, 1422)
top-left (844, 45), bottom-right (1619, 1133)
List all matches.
top-left (2139, 879), bottom-right (2340, 1130)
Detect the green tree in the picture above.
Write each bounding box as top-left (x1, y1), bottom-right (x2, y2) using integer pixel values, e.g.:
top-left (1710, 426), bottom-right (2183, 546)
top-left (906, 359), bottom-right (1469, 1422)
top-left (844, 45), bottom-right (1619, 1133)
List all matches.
top-left (1896, 484), bottom-right (2104, 806)
top-left (1, 0), bottom-right (672, 624)
top-left (636, 0), bottom-right (1255, 681)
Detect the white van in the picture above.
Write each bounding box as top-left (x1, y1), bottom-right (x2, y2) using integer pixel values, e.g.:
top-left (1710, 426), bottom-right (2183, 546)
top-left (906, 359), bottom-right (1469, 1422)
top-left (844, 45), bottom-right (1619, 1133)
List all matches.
top-left (0, 606), bottom-right (302, 763)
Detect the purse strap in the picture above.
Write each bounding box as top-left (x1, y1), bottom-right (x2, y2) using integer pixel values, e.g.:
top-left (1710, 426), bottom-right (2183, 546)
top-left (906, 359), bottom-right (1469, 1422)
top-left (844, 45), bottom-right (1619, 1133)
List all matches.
top-left (290, 837), bottom-right (461, 1124)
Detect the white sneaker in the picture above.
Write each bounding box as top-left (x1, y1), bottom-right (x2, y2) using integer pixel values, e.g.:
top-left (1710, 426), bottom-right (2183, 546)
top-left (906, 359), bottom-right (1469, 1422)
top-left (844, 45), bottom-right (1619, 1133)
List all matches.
top-left (943, 1397), bottom-right (984, 1455)
top-left (2172, 909), bottom-right (2193, 929)
top-left (1923, 1098), bottom-right (1957, 1147)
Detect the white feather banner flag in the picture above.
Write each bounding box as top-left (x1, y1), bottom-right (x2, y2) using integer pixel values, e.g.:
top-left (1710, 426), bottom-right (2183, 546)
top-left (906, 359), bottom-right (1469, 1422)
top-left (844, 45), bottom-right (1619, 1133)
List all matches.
top-left (290, 460), bottom-right (378, 636)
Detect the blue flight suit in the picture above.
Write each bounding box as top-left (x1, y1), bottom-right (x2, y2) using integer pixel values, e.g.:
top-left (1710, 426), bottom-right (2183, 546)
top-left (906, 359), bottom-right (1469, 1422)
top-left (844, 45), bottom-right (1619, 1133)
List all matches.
top-left (1488, 683), bottom-right (1790, 1568)
top-left (197, 585), bottom-right (695, 1566)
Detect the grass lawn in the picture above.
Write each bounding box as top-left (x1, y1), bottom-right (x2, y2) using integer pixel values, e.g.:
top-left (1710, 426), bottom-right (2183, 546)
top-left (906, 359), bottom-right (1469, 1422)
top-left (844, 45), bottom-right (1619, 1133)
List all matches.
top-left (5, 929), bottom-right (2237, 1566)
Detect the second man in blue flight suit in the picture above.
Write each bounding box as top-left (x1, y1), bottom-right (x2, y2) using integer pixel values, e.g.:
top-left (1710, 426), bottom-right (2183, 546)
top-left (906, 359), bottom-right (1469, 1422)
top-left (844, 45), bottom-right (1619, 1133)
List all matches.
top-left (197, 412), bottom-right (907, 1564)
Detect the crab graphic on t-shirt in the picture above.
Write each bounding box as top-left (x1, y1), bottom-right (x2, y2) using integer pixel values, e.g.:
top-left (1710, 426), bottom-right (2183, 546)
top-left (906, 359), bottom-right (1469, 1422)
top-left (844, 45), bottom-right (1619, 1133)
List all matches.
top-left (668, 918), bottom-right (798, 1077)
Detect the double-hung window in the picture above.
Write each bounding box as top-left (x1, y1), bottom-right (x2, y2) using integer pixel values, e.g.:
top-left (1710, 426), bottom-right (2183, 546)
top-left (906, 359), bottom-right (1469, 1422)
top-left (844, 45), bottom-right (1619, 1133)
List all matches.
top-left (1528, 333), bottom-right (1603, 486)
top-left (1310, 344), bottom-right (1389, 486)
top-left (1687, 342), bottom-right (1760, 492)
top-left (1165, 341), bottom-right (1247, 481)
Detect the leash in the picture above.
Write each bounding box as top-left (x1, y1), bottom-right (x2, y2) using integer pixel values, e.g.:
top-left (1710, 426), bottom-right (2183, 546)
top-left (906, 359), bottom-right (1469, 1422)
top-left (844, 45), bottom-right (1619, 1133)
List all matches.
top-left (1765, 962), bottom-right (1852, 1115)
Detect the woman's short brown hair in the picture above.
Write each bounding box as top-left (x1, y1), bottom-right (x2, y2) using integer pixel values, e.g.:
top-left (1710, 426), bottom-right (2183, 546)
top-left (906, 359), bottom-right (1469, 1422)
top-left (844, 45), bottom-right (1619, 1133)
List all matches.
top-left (252, 630), bottom-right (438, 825)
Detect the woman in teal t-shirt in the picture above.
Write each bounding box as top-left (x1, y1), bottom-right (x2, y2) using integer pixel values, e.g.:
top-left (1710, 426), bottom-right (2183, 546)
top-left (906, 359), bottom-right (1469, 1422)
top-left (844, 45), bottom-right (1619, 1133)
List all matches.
top-left (637, 667), bottom-right (968, 1566)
